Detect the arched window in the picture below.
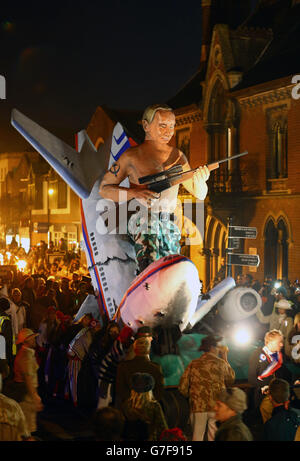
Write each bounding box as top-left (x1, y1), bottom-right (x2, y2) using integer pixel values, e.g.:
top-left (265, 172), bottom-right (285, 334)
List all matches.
top-left (206, 79), bottom-right (240, 194)
top-left (277, 218), bottom-right (288, 280)
top-left (271, 121), bottom-right (288, 179)
top-left (266, 106), bottom-right (288, 185)
top-left (264, 217), bottom-right (289, 280)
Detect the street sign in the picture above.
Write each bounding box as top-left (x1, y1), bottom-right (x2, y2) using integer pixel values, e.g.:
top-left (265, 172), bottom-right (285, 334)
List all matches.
top-left (34, 222), bottom-right (49, 233)
top-left (227, 253), bottom-right (260, 267)
top-left (228, 226), bottom-right (257, 239)
top-left (227, 237), bottom-right (240, 250)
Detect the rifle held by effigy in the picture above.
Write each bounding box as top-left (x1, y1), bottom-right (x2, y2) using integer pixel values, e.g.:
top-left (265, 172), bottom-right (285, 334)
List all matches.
top-left (138, 151), bottom-right (248, 193)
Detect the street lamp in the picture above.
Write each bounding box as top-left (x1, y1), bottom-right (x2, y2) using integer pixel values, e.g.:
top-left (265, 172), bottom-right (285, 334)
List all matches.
top-left (47, 185), bottom-right (54, 245)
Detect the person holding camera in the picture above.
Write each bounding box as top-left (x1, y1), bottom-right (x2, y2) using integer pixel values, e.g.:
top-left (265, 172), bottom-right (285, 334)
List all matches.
top-left (178, 335), bottom-right (235, 441)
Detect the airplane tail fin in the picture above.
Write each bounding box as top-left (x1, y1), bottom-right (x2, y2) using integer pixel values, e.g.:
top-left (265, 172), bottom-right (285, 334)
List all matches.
top-left (11, 109), bottom-right (108, 199)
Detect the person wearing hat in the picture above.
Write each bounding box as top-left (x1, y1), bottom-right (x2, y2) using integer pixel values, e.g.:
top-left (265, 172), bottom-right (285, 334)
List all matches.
top-left (121, 372), bottom-right (168, 441)
top-left (269, 299), bottom-right (293, 348)
top-left (214, 387), bottom-right (253, 441)
top-left (65, 315), bottom-right (99, 406)
top-left (178, 334), bottom-right (235, 441)
top-left (115, 329), bottom-right (164, 409)
top-left (13, 328), bottom-right (43, 435)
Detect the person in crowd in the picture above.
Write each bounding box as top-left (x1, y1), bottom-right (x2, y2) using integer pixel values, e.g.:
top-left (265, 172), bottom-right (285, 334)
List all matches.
top-left (243, 273), bottom-right (253, 288)
top-left (35, 278), bottom-right (46, 298)
top-left (115, 327), bottom-right (165, 409)
top-left (94, 324), bottom-right (133, 409)
top-left (37, 306), bottom-right (60, 350)
top-left (269, 299), bottom-right (293, 345)
top-left (285, 312), bottom-right (300, 364)
top-left (29, 287), bottom-right (57, 332)
top-left (38, 287), bottom-right (58, 311)
top-left (235, 274), bottom-right (244, 287)
top-left (121, 372), bottom-right (168, 441)
top-left (56, 277), bottom-right (76, 316)
top-left (214, 387), bottom-right (253, 441)
top-left (21, 277), bottom-right (36, 328)
top-left (10, 288), bottom-right (29, 334)
top-left (263, 378), bottom-right (300, 441)
top-left (251, 279), bottom-right (261, 292)
top-left (84, 320), bottom-right (120, 408)
top-left (0, 297), bottom-right (15, 372)
top-left (74, 281), bottom-right (89, 310)
top-left (13, 328), bottom-right (43, 435)
top-left (36, 306), bottom-right (61, 399)
top-left (64, 316), bottom-right (99, 406)
top-left (248, 329), bottom-right (292, 416)
top-left (274, 285), bottom-right (289, 306)
top-left (258, 278), bottom-right (276, 320)
top-left (92, 407), bottom-right (125, 441)
top-left (0, 359), bottom-right (32, 441)
top-left (71, 272), bottom-right (81, 292)
top-left (36, 265), bottom-right (48, 282)
top-left (178, 335), bottom-right (235, 441)
top-left (49, 262), bottom-right (60, 280)
top-left (46, 311), bottom-right (73, 399)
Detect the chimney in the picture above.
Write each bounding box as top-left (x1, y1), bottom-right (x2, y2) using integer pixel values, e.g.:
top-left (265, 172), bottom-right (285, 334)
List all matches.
top-left (200, 0), bottom-right (213, 66)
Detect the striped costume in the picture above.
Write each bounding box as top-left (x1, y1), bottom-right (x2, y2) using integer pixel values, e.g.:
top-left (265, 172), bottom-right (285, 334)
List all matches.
top-left (65, 327), bottom-right (94, 406)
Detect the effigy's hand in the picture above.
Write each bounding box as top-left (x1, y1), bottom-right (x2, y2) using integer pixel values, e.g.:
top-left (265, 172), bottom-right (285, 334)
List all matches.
top-left (193, 165), bottom-right (210, 200)
top-left (195, 165), bottom-right (210, 182)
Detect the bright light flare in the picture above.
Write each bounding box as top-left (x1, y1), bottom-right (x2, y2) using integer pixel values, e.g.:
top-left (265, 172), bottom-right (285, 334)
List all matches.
top-left (232, 326), bottom-right (252, 346)
top-left (16, 259), bottom-right (27, 271)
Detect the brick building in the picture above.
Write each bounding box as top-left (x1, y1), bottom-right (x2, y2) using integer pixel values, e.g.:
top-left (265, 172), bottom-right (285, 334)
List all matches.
top-left (0, 150), bottom-right (82, 251)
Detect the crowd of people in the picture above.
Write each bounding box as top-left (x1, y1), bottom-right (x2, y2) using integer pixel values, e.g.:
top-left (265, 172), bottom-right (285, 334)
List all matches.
top-left (0, 239), bottom-right (300, 441)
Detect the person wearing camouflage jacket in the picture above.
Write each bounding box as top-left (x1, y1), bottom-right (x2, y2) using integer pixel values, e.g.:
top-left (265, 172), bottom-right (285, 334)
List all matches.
top-left (178, 335), bottom-right (235, 441)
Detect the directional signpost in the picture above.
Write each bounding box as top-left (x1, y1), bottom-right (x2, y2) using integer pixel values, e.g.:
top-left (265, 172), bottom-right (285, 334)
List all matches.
top-left (228, 226), bottom-right (257, 240)
top-left (227, 253), bottom-right (260, 267)
top-left (226, 218), bottom-right (260, 276)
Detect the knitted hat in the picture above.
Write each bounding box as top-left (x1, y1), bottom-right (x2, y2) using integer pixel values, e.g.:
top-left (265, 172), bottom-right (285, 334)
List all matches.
top-left (274, 299), bottom-right (292, 310)
top-left (217, 388), bottom-right (248, 414)
top-left (131, 372), bottom-right (155, 393)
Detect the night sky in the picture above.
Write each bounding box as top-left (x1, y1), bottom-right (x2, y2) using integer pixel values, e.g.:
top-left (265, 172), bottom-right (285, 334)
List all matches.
top-left (0, 0), bottom-right (204, 151)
